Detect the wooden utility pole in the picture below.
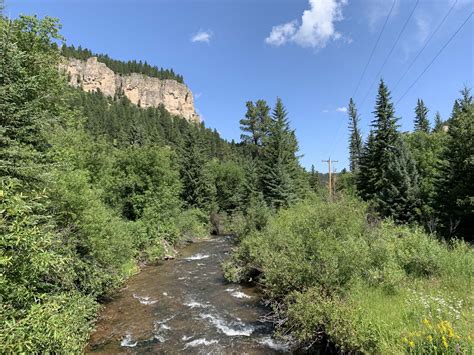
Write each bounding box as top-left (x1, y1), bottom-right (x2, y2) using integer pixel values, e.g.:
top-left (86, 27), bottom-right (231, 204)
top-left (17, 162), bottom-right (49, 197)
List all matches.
top-left (322, 158), bottom-right (338, 199)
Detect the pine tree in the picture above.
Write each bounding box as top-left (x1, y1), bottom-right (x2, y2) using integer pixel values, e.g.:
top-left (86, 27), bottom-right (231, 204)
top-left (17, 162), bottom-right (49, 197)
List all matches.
top-left (436, 88), bottom-right (473, 240)
top-left (239, 99), bottom-right (271, 156)
top-left (414, 98), bottom-right (430, 133)
top-left (433, 111), bottom-right (444, 132)
top-left (356, 79), bottom-right (419, 222)
top-left (179, 128), bottom-right (216, 211)
top-left (348, 98), bottom-right (363, 172)
top-left (376, 138), bottom-right (420, 223)
top-left (356, 131), bottom-right (377, 201)
top-left (260, 98), bottom-right (299, 209)
top-left (308, 164), bottom-right (320, 192)
top-left (358, 80), bottom-right (400, 199)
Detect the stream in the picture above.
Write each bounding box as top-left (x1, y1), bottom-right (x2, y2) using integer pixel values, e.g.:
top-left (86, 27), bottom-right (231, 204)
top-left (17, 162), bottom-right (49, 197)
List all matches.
top-left (86, 235), bottom-right (290, 354)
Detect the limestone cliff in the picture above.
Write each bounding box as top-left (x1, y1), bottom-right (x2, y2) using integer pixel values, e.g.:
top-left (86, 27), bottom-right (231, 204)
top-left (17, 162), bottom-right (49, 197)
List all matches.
top-left (61, 57), bottom-right (200, 122)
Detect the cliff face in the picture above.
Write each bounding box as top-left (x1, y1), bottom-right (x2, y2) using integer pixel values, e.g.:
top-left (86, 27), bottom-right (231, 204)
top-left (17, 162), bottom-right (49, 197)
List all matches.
top-left (62, 57), bottom-right (200, 122)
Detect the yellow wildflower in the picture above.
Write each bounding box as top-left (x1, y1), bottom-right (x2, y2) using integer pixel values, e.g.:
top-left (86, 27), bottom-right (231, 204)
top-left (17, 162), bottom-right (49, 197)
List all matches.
top-left (422, 318), bottom-right (430, 326)
top-left (426, 335), bottom-right (433, 342)
top-left (443, 339), bottom-right (448, 349)
top-left (402, 337), bottom-right (408, 343)
top-left (409, 341), bottom-right (415, 348)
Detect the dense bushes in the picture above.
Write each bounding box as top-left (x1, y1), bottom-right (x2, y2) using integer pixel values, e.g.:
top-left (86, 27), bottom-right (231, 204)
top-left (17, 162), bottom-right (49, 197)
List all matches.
top-left (0, 15), bottom-right (211, 352)
top-left (224, 196), bottom-right (473, 353)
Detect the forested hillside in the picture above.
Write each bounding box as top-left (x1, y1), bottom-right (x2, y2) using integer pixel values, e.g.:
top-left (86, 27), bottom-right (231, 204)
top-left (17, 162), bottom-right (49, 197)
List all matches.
top-left (1, 11), bottom-right (472, 355)
top-left (61, 44), bottom-right (185, 83)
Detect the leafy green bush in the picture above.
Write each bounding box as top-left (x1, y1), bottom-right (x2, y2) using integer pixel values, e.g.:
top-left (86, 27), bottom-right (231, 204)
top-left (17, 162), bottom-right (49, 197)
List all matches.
top-left (176, 208), bottom-right (210, 241)
top-left (225, 195), bottom-right (474, 353)
top-left (0, 293), bottom-right (97, 353)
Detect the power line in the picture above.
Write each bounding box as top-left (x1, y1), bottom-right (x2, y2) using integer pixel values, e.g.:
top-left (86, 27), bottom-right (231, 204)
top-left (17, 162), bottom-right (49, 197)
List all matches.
top-left (327, 0), bottom-right (398, 160)
top-left (351, 0), bottom-right (396, 99)
top-left (396, 12), bottom-right (473, 105)
top-left (392, 0), bottom-right (458, 93)
top-left (360, 0), bottom-right (420, 109)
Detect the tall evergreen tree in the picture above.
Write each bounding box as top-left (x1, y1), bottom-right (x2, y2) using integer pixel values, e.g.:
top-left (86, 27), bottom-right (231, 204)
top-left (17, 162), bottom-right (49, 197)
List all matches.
top-left (348, 98), bottom-right (363, 172)
top-left (433, 111), bottom-right (444, 132)
top-left (260, 98), bottom-right (299, 209)
top-left (414, 98), bottom-right (430, 133)
top-left (239, 99), bottom-right (271, 156)
top-left (436, 88), bottom-right (473, 240)
top-left (358, 80), bottom-right (400, 200)
top-left (357, 131), bottom-right (377, 201)
top-left (376, 139), bottom-right (420, 223)
top-left (179, 128), bottom-right (216, 211)
top-left (309, 164), bottom-right (320, 192)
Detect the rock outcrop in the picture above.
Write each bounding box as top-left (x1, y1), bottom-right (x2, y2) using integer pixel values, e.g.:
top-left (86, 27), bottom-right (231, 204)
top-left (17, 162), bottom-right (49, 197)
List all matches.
top-left (61, 57), bottom-right (200, 122)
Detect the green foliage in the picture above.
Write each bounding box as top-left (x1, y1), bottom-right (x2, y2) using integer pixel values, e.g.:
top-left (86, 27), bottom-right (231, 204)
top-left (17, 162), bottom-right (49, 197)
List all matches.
top-left (414, 98), bottom-right (430, 133)
top-left (260, 98), bottom-right (300, 208)
top-left (347, 98), bottom-right (363, 172)
top-left (357, 80), bottom-right (400, 200)
top-left (175, 208), bottom-right (210, 240)
top-left (404, 130), bottom-right (447, 231)
top-left (0, 14), bottom-right (221, 352)
top-left (179, 128), bottom-right (217, 212)
top-left (0, 15), bottom-right (64, 183)
top-left (207, 159), bottom-right (245, 214)
top-left (375, 138), bottom-right (420, 223)
top-left (357, 80), bottom-right (422, 224)
top-left (225, 197), bottom-right (473, 353)
top-left (239, 100), bottom-right (271, 157)
top-left (433, 111), bottom-right (445, 132)
top-left (1, 293), bottom-right (98, 353)
top-left (61, 44), bottom-right (184, 83)
top-left (436, 88), bottom-right (473, 240)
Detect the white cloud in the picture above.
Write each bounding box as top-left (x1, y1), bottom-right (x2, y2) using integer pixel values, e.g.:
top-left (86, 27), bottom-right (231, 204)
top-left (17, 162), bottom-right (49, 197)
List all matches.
top-left (265, 0), bottom-right (348, 49)
top-left (265, 21), bottom-right (297, 46)
top-left (191, 30), bottom-right (213, 43)
top-left (322, 107), bottom-right (347, 113)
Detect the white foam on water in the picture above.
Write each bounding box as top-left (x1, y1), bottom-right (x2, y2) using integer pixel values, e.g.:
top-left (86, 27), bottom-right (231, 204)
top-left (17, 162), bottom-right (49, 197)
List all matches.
top-left (177, 277), bottom-right (186, 280)
top-left (197, 263), bottom-right (206, 266)
top-left (182, 335), bottom-right (193, 341)
top-left (199, 313), bottom-right (254, 337)
top-left (184, 300), bottom-right (209, 308)
top-left (132, 293), bottom-right (157, 305)
top-left (163, 292), bottom-right (168, 296)
top-left (160, 324), bottom-right (171, 330)
top-left (183, 253), bottom-right (210, 261)
top-left (184, 338), bottom-right (219, 348)
top-left (225, 288), bottom-right (235, 292)
top-left (154, 334), bottom-right (166, 343)
top-left (230, 291), bottom-right (252, 299)
top-left (258, 336), bottom-right (290, 351)
top-left (120, 333), bottom-right (137, 347)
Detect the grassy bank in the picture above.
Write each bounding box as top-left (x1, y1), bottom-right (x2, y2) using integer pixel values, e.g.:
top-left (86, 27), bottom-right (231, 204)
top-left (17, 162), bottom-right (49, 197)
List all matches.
top-left (224, 196), bottom-right (473, 353)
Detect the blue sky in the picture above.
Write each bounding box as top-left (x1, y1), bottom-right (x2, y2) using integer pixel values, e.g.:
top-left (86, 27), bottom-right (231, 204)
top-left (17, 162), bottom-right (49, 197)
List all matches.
top-left (6, 0), bottom-right (473, 171)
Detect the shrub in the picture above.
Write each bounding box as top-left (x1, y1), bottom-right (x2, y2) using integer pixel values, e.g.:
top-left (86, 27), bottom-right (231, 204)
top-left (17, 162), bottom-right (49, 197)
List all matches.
top-left (225, 195), bottom-right (474, 353)
top-left (0, 293), bottom-right (97, 353)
